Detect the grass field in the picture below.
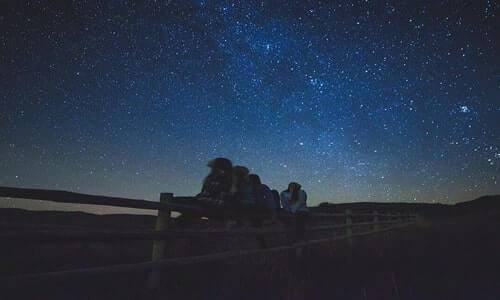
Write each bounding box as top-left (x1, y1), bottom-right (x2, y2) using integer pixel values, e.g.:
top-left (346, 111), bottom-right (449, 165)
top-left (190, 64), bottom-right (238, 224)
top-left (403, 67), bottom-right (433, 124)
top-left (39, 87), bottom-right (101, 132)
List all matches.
top-left (1, 200), bottom-right (500, 299)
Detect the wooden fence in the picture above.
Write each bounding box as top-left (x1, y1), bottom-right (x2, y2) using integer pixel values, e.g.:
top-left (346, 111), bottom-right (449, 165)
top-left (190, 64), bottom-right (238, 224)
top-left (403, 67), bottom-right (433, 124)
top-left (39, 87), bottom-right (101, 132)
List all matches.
top-left (0, 186), bottom-right (417, 290)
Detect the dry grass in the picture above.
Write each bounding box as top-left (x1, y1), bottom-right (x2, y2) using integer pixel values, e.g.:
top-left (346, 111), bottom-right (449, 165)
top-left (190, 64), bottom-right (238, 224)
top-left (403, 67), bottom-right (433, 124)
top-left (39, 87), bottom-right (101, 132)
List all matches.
top-left (2, 209), bottom-right (500, 299)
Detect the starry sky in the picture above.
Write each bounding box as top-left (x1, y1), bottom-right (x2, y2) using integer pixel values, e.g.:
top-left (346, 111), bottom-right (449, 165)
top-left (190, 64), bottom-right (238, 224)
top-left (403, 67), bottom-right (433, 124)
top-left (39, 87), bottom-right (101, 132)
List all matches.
top-left (1, 0), bottom-right (499, 214)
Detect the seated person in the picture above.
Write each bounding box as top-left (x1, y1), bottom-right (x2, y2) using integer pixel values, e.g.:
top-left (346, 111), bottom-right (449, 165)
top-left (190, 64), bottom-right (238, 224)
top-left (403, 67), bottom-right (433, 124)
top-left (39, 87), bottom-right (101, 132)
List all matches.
top-left (176, 158), bottom-right (232, 227)
top-left (281, 182), bottom-right (308, 239)
top-left (195, 157), bottom-right (233, 207)
top-left (249, 174), bottom-right (276, 214)
top-left (229, 166), bottom-right (255, 207)
top-left (280, 182), bottom-right (308, 213)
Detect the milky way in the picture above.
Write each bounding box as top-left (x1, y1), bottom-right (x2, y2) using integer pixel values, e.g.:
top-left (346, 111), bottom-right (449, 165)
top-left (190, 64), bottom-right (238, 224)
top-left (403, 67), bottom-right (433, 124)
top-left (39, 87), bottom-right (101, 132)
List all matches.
top-left (1, 0), bottom-right (499, 213)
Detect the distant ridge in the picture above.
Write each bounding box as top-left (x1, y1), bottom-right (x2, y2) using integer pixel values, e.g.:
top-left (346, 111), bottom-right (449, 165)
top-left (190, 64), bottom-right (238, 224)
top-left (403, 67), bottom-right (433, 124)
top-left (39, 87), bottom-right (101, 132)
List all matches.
top-left (453, 195), bottom-right (500, 211)
top-left (312, 195), bottom-right (500, 217)
top-left (0, 208), bottom-right (156, 230)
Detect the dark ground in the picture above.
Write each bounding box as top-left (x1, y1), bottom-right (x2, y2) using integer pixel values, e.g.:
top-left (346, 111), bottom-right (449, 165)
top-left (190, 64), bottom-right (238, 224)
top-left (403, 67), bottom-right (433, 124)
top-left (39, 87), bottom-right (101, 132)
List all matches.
top-left (1, 195), bottom-right (500, 299)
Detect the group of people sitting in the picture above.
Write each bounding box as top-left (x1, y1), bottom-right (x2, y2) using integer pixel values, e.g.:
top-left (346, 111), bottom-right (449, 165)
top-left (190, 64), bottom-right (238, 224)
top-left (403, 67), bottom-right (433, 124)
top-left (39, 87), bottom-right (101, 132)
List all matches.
top-left (195, 157), bottom-right (308, 215)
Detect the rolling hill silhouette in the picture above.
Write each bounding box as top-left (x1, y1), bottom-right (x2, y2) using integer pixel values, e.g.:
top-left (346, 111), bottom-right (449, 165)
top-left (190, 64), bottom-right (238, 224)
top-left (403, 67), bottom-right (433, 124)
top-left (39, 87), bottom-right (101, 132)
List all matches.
top-left (313, 194), bottom-right (500, 217)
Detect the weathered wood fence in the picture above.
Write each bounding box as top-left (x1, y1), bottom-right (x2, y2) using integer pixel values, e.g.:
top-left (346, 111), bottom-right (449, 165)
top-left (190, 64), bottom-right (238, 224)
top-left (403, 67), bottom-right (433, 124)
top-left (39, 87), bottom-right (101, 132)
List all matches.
top-left (0, 186), bottom-right (417, 290)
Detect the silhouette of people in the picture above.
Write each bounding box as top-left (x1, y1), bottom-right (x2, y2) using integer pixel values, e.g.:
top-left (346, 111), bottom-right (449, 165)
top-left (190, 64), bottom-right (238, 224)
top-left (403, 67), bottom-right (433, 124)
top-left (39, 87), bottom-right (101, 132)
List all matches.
top-left (196, 157), bottom-right (233, 206)
top-left (229, 165), bottom-right (255, 207)
top-left (249, 174), bottom-right (276, 214)
top-left (182, 159), bottom-right (315, 232)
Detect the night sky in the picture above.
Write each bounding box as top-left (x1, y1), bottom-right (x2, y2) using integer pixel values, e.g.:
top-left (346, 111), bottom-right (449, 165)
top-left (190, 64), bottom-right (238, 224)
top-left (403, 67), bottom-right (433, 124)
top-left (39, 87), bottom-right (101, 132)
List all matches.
top-left (1, 0), bottom-right (499, 214)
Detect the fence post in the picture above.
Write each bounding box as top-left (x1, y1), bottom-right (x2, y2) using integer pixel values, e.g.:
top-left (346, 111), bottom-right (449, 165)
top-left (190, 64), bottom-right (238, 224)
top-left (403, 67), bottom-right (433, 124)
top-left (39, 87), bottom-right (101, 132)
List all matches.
top-left (147, 193), bottom-right (172, 290)
top-left (373, 211), bottom-right (380, 231)
top-left (345, 209), bottom-right (352, 236)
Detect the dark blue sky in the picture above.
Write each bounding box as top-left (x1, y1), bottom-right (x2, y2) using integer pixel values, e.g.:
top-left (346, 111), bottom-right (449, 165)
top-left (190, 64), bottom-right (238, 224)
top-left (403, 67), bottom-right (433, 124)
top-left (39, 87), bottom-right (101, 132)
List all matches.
top-left (1, 0), bottom-right (499, 213)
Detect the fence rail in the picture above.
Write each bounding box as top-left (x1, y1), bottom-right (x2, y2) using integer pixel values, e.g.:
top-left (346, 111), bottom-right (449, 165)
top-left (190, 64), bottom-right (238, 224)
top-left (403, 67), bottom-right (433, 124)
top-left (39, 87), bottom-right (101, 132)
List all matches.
top-left (0, 185), bottom-right (418, 290)
top-left (0, 186), bottom-right (187, 212)
top-left (0, 186), bottom-right (413, 220)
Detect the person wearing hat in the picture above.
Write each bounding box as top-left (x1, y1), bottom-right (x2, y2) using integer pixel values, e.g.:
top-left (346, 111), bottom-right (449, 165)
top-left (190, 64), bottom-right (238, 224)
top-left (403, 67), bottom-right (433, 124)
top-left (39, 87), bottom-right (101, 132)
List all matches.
top-left (196, 157), bottom-right (233, 206)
